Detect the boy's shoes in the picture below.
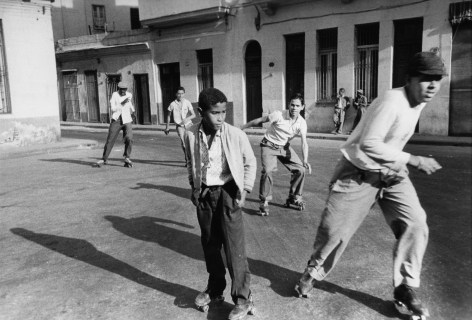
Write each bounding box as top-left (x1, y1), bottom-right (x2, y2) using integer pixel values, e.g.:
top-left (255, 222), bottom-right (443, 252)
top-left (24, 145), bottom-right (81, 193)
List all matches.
top-left (295, 269), bottom-right (316, 298)
top-left (259, 201), bottom-right (269, 216)
top-left (228, 294), bottom-right (255, 320)
top-left (124, 157), bottom-right (133, 168)
top-left (195, 287), bottom-right (224, 313)
top-left (394, 284), bottom-right (430, 318)
top-left (94, 159), bottom-right (107, 167)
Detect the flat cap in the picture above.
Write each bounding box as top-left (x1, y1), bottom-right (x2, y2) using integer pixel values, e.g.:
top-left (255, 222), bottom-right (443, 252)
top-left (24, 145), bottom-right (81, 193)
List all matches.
top-left (408, 52), bottom-right (447, 76)
top-left (117, 81), bottom-right (128, 89)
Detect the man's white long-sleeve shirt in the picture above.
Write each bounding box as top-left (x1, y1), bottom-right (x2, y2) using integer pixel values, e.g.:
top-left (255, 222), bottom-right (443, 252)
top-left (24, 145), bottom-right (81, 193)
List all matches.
top-left (110, 91), bottom-right (135, 124)
top-left (341, 87), bottom-right (425, 172)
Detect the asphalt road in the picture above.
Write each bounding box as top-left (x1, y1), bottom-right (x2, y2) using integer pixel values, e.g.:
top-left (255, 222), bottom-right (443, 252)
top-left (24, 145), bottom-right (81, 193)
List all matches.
top-left (0, 129), bottom-right (471, 320)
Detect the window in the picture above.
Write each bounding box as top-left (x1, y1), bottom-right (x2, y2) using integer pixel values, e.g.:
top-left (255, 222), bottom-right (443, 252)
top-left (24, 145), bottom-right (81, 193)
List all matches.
top-left (197, 49), bottom-right (213, 92)
top-left (0, 21), bottom-right (10, 114)
top-left (130, 8), bottom-right (141, 30)
top-left (92, 5), bottom-right (106, 32)
top-left (316, 28), bottom-right (337, 101)
top-left (355, 23), bottom-right (379, 102)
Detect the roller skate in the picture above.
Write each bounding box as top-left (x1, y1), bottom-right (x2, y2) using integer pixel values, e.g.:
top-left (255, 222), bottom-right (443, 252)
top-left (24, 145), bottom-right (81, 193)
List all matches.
top-left (94, 159), bottom-right (108, 168)
top-left (285, 195), bottom-right (306, 211)
top-left (194, 287), bottom-right (224, 313)
top-left (294, 269), bottom-right (316, 298)
top-left (259, 200), bottom-right (269, 216)
top-left (123, 157), bottom-right (133, 168)
top-left (228, 293), bottom-right (255, 320)
top-left (393, 284), bottom-right (430, 320)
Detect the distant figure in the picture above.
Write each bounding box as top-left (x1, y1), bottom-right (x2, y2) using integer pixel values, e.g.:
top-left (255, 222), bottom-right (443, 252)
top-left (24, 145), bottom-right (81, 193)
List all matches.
top-left (185, 88), bottom-right (257, 319)
top-left (164, 86), bottom-right (196, 164)
top-left (331, 88), bottom-right (350, 134)
top-left (295, 52), bottom-right (447, 320)
top-left (95, 82), bottom-right (135, 168)
top-left (241, 93), bottom-right (311, 216)
top-left (350, 89), bottom-right (368, 134)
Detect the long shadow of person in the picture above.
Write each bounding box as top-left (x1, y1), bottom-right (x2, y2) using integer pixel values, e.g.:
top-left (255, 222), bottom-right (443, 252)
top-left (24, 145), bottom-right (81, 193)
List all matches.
top-left (130, 184), bottom-right (190, 200)
top-left (9, 227), bottom-right (221, 313)
top-left (40, 158), bottom-right (121, 167)
top-left (103, 215), bottom-right (399, 318)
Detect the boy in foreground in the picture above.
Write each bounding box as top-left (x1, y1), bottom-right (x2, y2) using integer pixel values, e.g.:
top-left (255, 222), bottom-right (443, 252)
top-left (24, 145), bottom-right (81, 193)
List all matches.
top-left (295, 52), bottom-right (447, 320)
top-left (241, 93), bottom-right (311, 216)
top-left (185, 88), bottom-right (257, 319)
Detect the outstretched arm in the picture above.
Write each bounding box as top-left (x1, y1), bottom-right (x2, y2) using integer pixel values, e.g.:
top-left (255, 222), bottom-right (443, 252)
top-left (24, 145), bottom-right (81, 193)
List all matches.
top-left (240, 115), bottom-right (269, 130)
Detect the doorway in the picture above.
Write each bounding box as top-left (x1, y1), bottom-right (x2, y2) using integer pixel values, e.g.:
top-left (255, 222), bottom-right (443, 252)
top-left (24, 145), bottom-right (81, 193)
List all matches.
top-left (245, 41), bottom-right (262, 125)
top-left (61, 71), bottom-right (79, 122)
top-left (133, 74), bottom-right (151, 125)
top-left (84, 70), bottom-right (100, 122)
top-left (159, 62), bottom-right (180, 123)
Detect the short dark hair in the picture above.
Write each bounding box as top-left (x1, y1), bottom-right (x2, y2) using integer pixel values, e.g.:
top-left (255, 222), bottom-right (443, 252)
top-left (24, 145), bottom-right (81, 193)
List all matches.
top-left (289, 93), bottom-right (304, 105)
top-left (198, 88), bottom-right (228, 111)
top-left (177, 86), bottom-right (185, 93)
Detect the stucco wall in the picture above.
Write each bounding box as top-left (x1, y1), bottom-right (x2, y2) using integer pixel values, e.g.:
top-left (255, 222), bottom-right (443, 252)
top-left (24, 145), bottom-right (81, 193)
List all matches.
top-left (0, 1), bottom-right (60, 146)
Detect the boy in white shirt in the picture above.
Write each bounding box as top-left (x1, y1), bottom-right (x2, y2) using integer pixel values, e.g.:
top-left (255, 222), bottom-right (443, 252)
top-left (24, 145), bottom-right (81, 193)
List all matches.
top-left (295, 52), bottom-right (447, 320)
top-left (165, 87), bottom-right (196, 164)
top-left (241, 93), bottom-right (311, 216)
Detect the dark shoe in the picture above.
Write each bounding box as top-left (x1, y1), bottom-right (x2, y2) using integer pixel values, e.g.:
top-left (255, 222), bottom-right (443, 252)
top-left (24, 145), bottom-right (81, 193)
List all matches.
top-left (295, 269), bottom-right (315, 298)
top-left (228, 294), bottom-right (255, 320)
top-left (394, 284), bottom-right (430, 318)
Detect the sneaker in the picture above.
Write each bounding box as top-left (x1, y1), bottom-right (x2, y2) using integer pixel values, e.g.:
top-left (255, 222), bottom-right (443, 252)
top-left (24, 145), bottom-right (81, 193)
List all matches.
top-left (394, 284), bottom-right (430, 317)
top-left (228, 294), bottom-right (255, 320)
top-left (94, 159), bottom-right (107, 167)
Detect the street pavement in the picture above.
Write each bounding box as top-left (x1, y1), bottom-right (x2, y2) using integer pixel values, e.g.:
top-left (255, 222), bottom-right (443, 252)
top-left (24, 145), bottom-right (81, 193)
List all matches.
top-left (0, 128), bottom-right (471, 320)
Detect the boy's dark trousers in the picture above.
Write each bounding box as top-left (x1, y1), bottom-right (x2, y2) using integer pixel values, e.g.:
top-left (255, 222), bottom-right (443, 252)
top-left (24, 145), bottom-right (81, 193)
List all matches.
top-left (196, 179), bottom-right (251, 305)
top-left (102, 117), bottom-right (133, 161)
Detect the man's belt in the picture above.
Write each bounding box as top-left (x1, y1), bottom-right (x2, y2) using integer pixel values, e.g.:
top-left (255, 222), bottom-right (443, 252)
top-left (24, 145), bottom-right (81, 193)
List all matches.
top-left (261, 137), bottom-right (287, 149)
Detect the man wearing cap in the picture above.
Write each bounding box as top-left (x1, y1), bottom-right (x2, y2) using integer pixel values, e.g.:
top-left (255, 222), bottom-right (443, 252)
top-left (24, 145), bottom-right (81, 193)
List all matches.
top-left (95, 82), bottom-right (135, 168)
top-left (295, 52), bottom-right (447, 319)
top-left (349, 89), bottom-right (368, 134)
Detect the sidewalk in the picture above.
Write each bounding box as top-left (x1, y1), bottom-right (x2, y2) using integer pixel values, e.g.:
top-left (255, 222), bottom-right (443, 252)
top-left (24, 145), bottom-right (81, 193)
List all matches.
top-left (61, 121), bottom-right (472, 146)
top-left (0, 138), bottom-right (98, 160)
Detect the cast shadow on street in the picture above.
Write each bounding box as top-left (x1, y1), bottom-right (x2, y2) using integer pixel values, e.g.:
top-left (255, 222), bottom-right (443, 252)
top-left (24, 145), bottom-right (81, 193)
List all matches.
top-left (245, 197), bottom-right (288, 210)
top-left (40, 158), bottom-right (122, 167)
top-left (104, 215), bottom-right (399, 318)
top-left (130, 183), bottom-right (190, 200)
top-left (9, 227), bottom-right (231, 315)
top-left (108, 158), bottom-right (186, 168)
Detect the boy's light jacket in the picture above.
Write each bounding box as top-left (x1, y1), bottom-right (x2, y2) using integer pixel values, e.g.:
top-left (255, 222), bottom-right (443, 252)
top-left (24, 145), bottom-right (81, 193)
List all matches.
top-left (185, 122), bottom-right (257, 200)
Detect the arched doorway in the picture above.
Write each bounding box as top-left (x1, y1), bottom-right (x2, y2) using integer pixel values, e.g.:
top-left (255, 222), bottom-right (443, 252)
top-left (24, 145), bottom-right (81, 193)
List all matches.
top-left (245, 41), bottom-right (262, 124)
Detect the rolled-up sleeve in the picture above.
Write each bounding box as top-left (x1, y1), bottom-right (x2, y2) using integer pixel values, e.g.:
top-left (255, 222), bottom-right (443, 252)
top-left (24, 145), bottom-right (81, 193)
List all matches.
top-left (240, 134), bottom-right (257, 192)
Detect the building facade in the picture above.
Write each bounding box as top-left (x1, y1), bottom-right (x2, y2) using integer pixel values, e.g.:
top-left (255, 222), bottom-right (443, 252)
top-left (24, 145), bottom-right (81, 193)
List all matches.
top-left (138, 0), bottom-right (471, 136)
top-left (0, 0), bottom-right (61, 146)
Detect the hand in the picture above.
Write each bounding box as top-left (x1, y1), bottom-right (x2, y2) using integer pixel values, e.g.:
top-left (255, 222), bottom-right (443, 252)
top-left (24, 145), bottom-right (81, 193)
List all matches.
top-left (191, 191), bottom-right (199, 206)
top-left (235, 190), bottom-right (247, 208)
top-left (121, 97), bottom-right (130, 105)
top-left (164, 129), bottom-right (170, 135)
top-left (303, 162), bottom-right (312, 174)
top-left (414, 156), bottom-right (442, 175)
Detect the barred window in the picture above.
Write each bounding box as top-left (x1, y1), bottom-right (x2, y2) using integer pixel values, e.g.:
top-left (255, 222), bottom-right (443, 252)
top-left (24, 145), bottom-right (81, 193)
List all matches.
top-left (355, 23), bottom-right (379, 103)
top-left (92, 5), bottom-right (106, 31)
top-left (316, 28), bottom-right (337, 101)
top-left (0, 21), bottom-right (10, 114)
top-left (197, 49), bottom-right (213, 92)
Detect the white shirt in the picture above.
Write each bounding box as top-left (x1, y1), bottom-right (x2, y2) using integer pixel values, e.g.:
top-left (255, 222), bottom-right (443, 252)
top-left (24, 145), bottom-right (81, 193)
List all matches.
top-left (199, 128), bottom-right (233, 186)
top-left (341, 87), bottom-right (425, 172)
top-left (264, 110), bottom-right (307, 146)
top-left (168, 98), bottom-right (193, 126)
top-left (110, 91), bottom-right (135, 124)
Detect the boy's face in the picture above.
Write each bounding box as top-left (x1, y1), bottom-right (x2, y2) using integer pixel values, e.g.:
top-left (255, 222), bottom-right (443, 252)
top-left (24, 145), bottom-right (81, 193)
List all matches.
top-left (176, 90), bottom-right (185, 101)
top-left (407, 74), bottom-right (442, 105)
top-left (288, 98), bottom-right (304, 117)
top-left (118, 88), bottom-right (127, 96)
top-left (201, 102), bottom-right (227, 131)
top-left (339, 89), bottom-right (345, 96)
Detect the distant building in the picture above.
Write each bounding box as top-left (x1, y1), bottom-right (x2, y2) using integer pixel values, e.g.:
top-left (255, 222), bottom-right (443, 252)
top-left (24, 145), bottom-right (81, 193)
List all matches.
top-left (0, 0), bottom-right (61, 146)
top-left (53, 0), bottom-right (158, 125)
top-left (137, 0), bottom-right (471, 136)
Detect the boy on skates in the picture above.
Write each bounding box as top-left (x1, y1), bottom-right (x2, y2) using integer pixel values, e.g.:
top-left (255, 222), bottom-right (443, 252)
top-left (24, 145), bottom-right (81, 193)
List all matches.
top-left (241, 93), bottom-right (311, 216)
top-left (185, 88), bottom-right (257, 319)
top-left (95, 82), bottom-right (135, 168)
top-left (295, 52), bottom-right (447, 320)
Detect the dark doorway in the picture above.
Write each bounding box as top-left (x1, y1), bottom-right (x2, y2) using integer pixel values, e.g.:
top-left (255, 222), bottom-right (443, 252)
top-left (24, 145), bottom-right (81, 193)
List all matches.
top-left (393, 17), bottom-right (423, 132)
top-left (285, 33), bottom-right (305, 108)
top-left (61, 71), bottom-right (79, 122)
top-left (159, 63), bottom-right (180, 124)
top-left (84, 71), bottom-right (100, 122)
top-left (245, 41), bottom-right (262, 125)
top-left (106, 74), bottom-right (121, 123)
top-left (130, 8), bottom-right (141, 30)
top-left (133, 74), bottom-right (151, 125)
top-left (449, 22), bottom-right (472, 136)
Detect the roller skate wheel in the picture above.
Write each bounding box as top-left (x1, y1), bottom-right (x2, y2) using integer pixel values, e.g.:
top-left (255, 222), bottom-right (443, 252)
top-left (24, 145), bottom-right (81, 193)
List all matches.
top-left (248, 307), bottom-right (256, 315)
top-left (197, 304), bottom-right (209, 312)
top-left (410, 316), bottom-right (426, 320)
